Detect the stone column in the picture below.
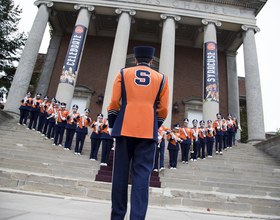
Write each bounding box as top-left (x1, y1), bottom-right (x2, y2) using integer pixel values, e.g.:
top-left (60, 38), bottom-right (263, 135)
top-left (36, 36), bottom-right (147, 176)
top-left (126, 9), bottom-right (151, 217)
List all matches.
top-left (241, 25), bottom-right (265, 141)
top-left (202, 19), bottom-right (221, 123)
top-left (35, 32), bottom-right (63, 98)
top-left (101, 9), bottom-right (136, 116)
top-left (226, 51), bottom-right (241, 140)
top-left (159, 14), bottom-right (181, 129)
top-left (4, 1), bottom-right (53, 114)
top-left (55, 5), bottom-right (94, 110)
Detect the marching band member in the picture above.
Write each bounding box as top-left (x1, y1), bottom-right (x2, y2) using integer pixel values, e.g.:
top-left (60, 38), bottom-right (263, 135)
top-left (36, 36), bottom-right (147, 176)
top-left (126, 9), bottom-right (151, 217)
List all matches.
top-left (42, 97), bottom-right (56, 137)
top-left (191, 119), bottom-right (202, 161)
top-left (198, 120), bottom-right (207, 159)
top-left (89, 113), bottom-right (103, 160)
top-left (227, 114), bottom-right (236, 149)
top-left (179, 118), bottom-right (192, 164)
top-left (213, 113), bottom-right (224, 155)
top-left (64, 104), bottom-right (80, 150)
top-left (233, 117), bottom-right (241, 146)
top-left (27, 93), bottom-right (43, 130)
top-left (37, 96), bottom-right (50, 133)
top-left (154, 125), bottom-right (170, 171)
top-left (53, 102), bottom-right (69, 146)
top-left (18, 91), bottom-right (32, 126)
top-left (222, 116), bottom-right (228, 150)
top-left (167, 124), bottom-right (182, 169)
top-left (45, 100), bottom-right (60, 140)
top-left (100, 118), bottom-right (114, 166)
top-left (206, 120), bottom-right (215, 157)
top-left (74, 108), bottom-right (92, 155)
top-left (107, 46), bottom-right (169, 220)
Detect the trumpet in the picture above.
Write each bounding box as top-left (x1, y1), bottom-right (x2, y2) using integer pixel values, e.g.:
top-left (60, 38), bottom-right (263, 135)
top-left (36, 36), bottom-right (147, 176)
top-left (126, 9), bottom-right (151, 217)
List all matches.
top-left (190, 140), bottom-right (194, 153)
top-left (210, 127), bottom-right (214, 137)
top-left (23, 96), bottom-right (28, 104)
top-left (171, 131), bottom-right (183, 143)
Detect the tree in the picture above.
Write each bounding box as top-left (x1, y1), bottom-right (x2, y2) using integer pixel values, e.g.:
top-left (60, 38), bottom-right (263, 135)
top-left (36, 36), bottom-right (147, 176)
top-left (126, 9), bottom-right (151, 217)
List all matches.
top-left (0, 0), bottom-right (27, 102)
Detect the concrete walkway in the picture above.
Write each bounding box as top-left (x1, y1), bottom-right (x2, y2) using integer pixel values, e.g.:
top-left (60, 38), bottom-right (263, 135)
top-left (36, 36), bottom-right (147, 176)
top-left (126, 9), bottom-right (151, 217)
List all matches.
top-left (0, 190), bottom-right (276, 220)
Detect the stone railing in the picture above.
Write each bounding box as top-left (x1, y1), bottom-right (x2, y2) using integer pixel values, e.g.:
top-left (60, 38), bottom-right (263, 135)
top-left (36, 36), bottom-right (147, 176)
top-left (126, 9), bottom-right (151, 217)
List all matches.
top-left (254, 135), bottom-right (280, 161)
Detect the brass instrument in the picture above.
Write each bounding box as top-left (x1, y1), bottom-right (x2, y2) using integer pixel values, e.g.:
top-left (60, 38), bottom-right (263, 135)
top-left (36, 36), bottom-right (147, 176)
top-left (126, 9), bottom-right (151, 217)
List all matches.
top-left (190, 140), bottom-right (194, 153)
top-left (210, 126), bottom-right (214, 137)
top-left (23, 96), bottom-right (28, 104)
top-left (171, 131), bottom-right (182, 143)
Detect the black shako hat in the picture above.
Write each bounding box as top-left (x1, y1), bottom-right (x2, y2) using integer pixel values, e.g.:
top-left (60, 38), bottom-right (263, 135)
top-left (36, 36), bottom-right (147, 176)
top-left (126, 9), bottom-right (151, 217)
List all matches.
top-left (133, 46), bottom-right (155, 59)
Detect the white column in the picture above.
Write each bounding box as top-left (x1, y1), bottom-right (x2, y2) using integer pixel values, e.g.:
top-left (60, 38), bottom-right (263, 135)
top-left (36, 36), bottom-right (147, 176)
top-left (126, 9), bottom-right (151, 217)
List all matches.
top-left (226, 51), bottom-right (241, 140)
top-left (202, 19), bottom-right (221, 123)
top-left (241, 25), bottom-right (265, 141)
top-left (36, 32), bottom-right (63, 98)
top-left (159, 14), bottom-right (181, 129)
top-left (4, 1), bottom-right (53, 114)
top-left (101, 9), bottom-right (136, 116)
top-left (55, 5), bottom-right (94, 110)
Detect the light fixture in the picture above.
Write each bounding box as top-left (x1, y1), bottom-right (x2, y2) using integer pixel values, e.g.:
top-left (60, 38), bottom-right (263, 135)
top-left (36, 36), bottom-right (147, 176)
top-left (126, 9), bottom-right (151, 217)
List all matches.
top-left (173, 102), bottom-right (179, 114)
top-left (96, 93), bottom-right (104, 105)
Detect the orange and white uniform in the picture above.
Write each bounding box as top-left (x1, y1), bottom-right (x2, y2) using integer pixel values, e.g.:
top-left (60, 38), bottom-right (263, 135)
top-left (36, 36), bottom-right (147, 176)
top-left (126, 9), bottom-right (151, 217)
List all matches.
top-left (107, 63), bottom-right (169, 141)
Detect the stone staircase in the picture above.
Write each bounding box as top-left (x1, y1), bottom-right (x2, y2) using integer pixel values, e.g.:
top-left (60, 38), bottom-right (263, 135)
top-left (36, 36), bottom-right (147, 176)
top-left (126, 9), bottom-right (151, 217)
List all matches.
top-left (0, 118), bottom-right (280, 218)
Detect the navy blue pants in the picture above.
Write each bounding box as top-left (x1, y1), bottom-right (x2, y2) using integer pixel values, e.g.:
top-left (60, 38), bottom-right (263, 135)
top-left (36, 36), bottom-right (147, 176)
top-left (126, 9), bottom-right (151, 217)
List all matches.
top-left (101, 139), bottom-right (113, 164)
top-left (223, 134), bottom-right (228, 149)
top-left (168, 149), bottom-right (178, 168)
top-left (90, 138), bottom-right (102, 160)
top-left (154, 141), bottom-right (165, 169)
top-left (42, 119), bottom-right (49, 135)
top-left (65, 129), bottom-right (75, 149)
top-left (111, 137), bottom-right (156, 220)
top-left (47, 122), bottom-right (56, 139)
top-left (228, 131), bottom-right (234, 148)
top-left (207, 141), bottom-right (214, 156)
top-left (54, 126), bottom-right (65, 145)
top-left (28, 111), bottom-right (39, 129)
top-left (75, 132), bottom-right (86, 154)
top-left (215, 135), bottom-right (223, 152)
top-left (198, 141), bottom-right (206, 159)
top-left (191, 142), bottom-right (199, 159)
top-left (180, 143), bottom-right (190, 162)
top-left (19, 109), bottom-right (29, 125)
top-left (37, 114), bottom-right (46, 132)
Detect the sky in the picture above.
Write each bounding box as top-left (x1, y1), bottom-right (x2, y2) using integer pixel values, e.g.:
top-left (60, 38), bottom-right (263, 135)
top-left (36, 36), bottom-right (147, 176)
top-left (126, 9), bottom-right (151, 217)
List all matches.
top-left (14, 0), bottom-right (280, 132)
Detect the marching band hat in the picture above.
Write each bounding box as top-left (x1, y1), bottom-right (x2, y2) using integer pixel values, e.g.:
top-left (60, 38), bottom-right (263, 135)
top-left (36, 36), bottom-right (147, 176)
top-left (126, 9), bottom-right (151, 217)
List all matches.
top-left (97, 113), bottom-right (103, 118)
top-left (199, 120), bottom-right (205, 124)
top-left (227, 113), bottom-right (232, 117)
top-left (192, 119), bottom-right (198, 123)
top-left (27, 91), bottom-right (32, 95)
top-left (61, 102), bottom-right (66, 107)
top-left (183, 118), bottom-right (189, 123)
top-left (133, 46), bottom-right (155, 59)
top-left (222, 116), bottom-right (226, 120)
top-left (216, 113), bottom-right (221, 117)
top-left (44, 95), bottom-right (49, 100)
top-left (36, 93), bottom-right (41, 97)
top-left (55, 100), bottom-right (60, 105)
top-left (207, 120), bottom-right (212, 123)
top-left (84, 108), bottom-right (90, 113)
top-left (72, 104), bottom-right (78, 109)
top-left (51, 97), bottom-right (56, 102)
top-left (173, 124), bottom-right (180, 130)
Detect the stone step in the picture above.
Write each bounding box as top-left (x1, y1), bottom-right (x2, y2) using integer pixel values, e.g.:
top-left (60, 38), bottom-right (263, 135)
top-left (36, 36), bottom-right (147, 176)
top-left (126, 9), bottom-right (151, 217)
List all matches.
top-left (0, 168), bottom-right (279, 216)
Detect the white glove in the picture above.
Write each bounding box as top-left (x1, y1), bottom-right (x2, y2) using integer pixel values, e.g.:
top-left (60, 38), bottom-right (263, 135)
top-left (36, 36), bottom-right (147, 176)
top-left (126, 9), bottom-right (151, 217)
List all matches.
top-left (51, 113), bottom-right (55, 117)
top-left (62, 117), bottom-right (66, 121)
top-left (105, 120), bottom-right (108, 125)
top-left (108, 128), bottom-right (113, 135)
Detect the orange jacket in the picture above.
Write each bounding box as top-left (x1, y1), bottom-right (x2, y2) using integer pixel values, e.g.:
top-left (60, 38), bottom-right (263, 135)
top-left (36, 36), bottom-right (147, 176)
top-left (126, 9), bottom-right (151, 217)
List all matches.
top-left (107, 64), bottom-right (169, 141)
top-left (67, 112), bottom-right (80, 125)
top-left (167, 131), bottom-right (181, 146)
top-left (40, 102), bottom-right (50, 114)
top-left (57, 109), bottom-right (69, 123)
top-left (179, 127), bottom-right (193, 141)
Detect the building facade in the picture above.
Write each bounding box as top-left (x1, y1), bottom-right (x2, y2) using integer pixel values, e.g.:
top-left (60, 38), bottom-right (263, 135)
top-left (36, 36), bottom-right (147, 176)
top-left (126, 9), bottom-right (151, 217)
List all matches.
top-left (4, 0), bottom-right (266, 141)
